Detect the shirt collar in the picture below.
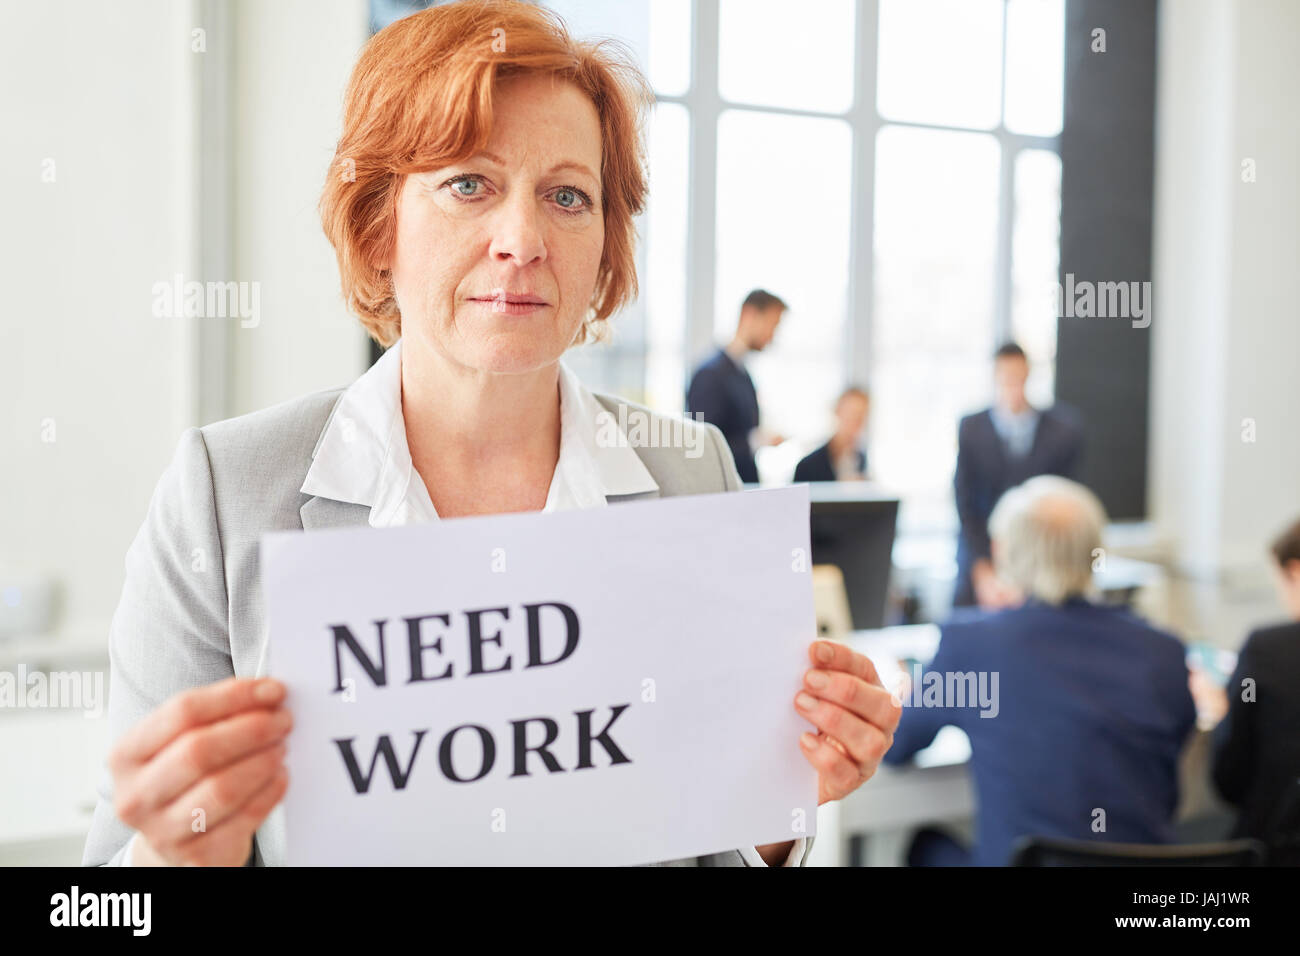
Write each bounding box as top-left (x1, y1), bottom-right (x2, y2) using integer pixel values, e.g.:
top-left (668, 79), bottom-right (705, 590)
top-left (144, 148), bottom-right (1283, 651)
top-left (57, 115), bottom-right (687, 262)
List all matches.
top-left (989, 404), bottom-right (1038, 443)
top-left (990, 404), bottom-right (1039, 430)
top-left (300, 338), bottom-right (659, 527)
top-left (721, 342), bottom-right (749, 369)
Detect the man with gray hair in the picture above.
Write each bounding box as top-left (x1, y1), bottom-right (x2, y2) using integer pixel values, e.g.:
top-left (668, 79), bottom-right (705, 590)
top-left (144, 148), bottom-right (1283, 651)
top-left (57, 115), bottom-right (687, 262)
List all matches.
top-left (986, 475), bottom-right (1107, 606)
top-left (883, 476), bottom-right (1196, 865)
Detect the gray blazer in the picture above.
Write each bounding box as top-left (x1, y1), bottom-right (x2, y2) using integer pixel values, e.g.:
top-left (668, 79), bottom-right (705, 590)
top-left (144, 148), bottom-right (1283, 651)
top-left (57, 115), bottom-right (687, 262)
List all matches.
top-left (83, 384), bottom-right (807, 867)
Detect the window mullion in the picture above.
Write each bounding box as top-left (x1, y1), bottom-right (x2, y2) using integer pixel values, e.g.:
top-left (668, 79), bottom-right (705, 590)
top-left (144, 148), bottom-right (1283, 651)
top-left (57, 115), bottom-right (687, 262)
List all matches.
top-left (849, 0), bottom-right (881, 389)
top-left (684, 0), bottom-right (721, 382)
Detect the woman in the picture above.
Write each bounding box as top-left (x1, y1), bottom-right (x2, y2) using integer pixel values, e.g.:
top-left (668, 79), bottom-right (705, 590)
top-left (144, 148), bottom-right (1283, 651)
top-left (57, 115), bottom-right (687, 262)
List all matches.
top-left (83, 0), bottom-right (900, 867)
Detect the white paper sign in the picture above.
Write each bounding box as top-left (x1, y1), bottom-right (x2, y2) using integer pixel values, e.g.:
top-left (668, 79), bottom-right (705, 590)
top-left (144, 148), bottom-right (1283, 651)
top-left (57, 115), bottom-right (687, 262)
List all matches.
top-left (262, 485), bottom-right (817, 865)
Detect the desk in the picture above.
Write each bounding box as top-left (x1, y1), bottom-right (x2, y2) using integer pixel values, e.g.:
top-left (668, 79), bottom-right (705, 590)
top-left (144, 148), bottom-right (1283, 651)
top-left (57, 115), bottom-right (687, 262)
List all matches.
top-left (804, 626), bottom-right (975, 866)
top-left (808, 624), bottom-right (1229, 867)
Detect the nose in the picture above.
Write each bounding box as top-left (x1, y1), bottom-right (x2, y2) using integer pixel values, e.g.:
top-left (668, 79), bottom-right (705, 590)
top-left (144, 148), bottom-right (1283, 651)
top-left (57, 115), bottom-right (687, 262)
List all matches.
top-left (488, 192), bottom-right (547, 267)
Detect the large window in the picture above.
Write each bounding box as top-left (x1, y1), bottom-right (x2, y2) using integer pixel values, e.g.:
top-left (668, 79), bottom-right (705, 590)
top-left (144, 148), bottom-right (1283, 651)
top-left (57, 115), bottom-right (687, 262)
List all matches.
top-left (871, 0), bottom-right (1063, 512)
top-left (560, 0), bottom-right (1063, 518)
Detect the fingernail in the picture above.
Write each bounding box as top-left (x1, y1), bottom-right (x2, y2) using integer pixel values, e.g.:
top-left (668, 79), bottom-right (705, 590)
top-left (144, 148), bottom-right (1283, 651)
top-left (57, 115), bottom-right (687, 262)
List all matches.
top-left (800, 732), bottom-right (818, 749)
top-left (805, 670), bottom-right (829, 691)
top-left (254, 680), bottom-right (284, 704)
top-left (815, 643), bottom-right (834, 663)
top-left (890, 693), bottom-right (902, 709)
top-left (273, 710), bottom-right (293, 733)
top-left (795, 692), bottom-right (817, 711)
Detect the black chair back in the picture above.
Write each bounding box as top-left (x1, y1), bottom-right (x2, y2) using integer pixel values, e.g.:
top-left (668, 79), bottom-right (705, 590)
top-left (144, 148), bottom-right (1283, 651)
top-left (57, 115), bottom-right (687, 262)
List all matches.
top-left (1262, 775), bottom-right (1300, 866)
top-left (1010, 835), bottom-right (1266, 867)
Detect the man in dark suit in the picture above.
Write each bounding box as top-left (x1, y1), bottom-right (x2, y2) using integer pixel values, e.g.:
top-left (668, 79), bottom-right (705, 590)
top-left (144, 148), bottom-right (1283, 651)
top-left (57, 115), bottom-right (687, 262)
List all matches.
top-left (686, 289), bottom-right (786, 484)
top-left (954, 342), bottom-right (1083, 608)
top-left (884, 476), bottom-right (1197, 866)
top-left (1211, 517), bottom-right (1300, 857)
top-left (795, 386), bottom-right (869, 483)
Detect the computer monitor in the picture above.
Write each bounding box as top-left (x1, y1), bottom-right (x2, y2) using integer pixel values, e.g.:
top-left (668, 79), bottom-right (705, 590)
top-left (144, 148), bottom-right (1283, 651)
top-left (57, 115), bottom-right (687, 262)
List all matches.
top-left (806, 483), bottom-right (900, 630)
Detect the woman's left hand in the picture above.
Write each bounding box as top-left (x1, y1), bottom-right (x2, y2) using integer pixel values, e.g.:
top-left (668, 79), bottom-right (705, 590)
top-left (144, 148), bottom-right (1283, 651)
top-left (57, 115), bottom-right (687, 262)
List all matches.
top-left (795, 640), bottom-right (902, 804)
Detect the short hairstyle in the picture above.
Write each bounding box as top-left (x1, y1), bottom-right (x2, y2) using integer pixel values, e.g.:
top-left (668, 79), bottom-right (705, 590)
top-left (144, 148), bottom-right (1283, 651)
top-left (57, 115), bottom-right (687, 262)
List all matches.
top-left (320, 0), bottom-right (653, 348)
top-left (741, 289), bottom-right (788, 316)
top-left (994, 342), bottom-right (1027, 362)
top-left (836, 384), bottom-right (869, 407)
top-left (987, 476), bottom-right (1108, 605)
top-left (1271, 517), bottom-right (1300, 566)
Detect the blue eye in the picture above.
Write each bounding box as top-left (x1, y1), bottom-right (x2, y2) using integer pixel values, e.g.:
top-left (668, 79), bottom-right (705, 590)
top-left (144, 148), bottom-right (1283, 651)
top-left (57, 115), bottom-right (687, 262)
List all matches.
top-left (450, 177), bottom-right (481, 197)
top-left (551, 186), bottom-right (593, 214)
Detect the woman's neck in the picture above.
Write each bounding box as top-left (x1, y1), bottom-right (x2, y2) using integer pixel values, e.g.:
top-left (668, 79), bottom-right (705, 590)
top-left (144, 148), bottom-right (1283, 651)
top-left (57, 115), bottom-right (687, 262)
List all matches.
top-left (399, 336), bottom-right (562, 515)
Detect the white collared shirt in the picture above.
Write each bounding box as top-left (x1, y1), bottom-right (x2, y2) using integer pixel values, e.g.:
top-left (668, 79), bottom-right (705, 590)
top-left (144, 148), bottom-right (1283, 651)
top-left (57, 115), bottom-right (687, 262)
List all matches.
top-left (125, 338), bottom-right (806, 867)
top-left (989, 404), bottom-right (1040, 458)
top-left (299, 337), bottom-right (661, 524)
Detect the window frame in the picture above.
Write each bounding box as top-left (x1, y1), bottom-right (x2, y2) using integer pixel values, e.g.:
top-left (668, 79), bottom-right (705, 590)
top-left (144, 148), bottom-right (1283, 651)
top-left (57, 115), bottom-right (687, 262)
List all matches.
top-left (651, 0), bottom-right (1063, 403)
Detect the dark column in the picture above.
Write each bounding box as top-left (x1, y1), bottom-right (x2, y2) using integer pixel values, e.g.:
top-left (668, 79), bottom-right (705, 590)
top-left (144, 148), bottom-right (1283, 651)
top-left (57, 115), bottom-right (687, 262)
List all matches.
top-left (1055, 0), bottom-right (1158, 519)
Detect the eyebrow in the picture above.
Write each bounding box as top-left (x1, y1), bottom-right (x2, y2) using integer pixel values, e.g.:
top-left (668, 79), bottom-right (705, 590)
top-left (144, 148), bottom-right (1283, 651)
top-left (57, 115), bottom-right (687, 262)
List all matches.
top-left (469, 150), bottom-right (599, 184)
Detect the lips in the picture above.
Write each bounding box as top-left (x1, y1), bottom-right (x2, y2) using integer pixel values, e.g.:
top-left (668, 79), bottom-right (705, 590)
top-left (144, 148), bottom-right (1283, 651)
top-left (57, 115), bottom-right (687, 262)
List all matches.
top-left (469, 289), bottom-right (550, 314)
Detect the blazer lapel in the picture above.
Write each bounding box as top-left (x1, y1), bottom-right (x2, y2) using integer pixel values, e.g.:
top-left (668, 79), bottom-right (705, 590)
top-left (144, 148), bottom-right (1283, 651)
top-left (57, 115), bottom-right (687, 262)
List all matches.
top-left (1026, 408), bottom-right (1053, 464)
top-left (299, 496), bottom-right (373, 531)
top-left (604, 489), bottom-right (661, 506)
top-left (980, 409), bottom-right (1008, 482)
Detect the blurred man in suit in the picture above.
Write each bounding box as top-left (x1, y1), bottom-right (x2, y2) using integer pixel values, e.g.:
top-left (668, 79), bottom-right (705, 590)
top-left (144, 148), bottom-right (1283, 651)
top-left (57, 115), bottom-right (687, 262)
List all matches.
top-left (883, 476), bottom-right (1197, 866)
top-left (954, 342), bottom-right (1083, 608)
top-left (1211, 517), bottom-right (1300, 859)
top-left (686, 289), bottom-right (786, 484)
top-left (795, 386), bottom-right (869, 483)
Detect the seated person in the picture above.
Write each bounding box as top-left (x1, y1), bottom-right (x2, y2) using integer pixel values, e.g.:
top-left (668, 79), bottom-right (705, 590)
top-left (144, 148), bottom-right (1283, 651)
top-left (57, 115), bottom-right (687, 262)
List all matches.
top-left (794, 386), bottom-right (869, 482)
top-left (882, 476), bottom-right (1197, 866)
top-left (1211, 516), bottom-right (1300, 854)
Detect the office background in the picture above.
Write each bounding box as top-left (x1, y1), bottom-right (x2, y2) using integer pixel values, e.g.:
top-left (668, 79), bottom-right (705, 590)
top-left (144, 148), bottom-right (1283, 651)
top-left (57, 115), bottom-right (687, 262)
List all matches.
top-left (1, 0), bottom-right (1297, 864)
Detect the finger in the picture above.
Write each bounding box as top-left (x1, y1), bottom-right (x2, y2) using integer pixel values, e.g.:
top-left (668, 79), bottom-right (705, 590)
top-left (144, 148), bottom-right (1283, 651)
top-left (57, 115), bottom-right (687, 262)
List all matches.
top-left (803, 669), bottom-right (902, 732)
top-left (800, 731), bottom-right (861, 798)
top-left (117, 707), bottom-right (292, 825)
top-left (150, 739), bottom-right (287, 846)
top-left (795, 692), bottom-right (892, 767)
top-left (822, 734), bottom-right (850, 758)
top-left (167, 767), bottom-right (290, 867)
top-left (809, 641), bottom-right (881, 688)
top-left (112, 677), bottom-right (287, 768)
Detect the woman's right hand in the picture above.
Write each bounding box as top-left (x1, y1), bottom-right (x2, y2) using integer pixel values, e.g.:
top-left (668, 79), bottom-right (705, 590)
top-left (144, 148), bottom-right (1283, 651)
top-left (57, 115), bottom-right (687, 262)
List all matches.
top-left (109, 676), bottom-right (292, 866)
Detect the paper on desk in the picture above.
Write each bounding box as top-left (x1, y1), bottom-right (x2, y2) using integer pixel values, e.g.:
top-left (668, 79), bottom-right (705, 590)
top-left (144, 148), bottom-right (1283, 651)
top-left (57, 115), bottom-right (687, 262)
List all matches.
top-left (261, 485), bottom-right (817, 865)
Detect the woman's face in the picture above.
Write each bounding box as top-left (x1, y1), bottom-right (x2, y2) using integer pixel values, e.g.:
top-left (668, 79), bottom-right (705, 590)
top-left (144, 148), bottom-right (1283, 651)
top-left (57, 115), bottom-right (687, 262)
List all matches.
top-left (388, 73), bottom-right (605, 376)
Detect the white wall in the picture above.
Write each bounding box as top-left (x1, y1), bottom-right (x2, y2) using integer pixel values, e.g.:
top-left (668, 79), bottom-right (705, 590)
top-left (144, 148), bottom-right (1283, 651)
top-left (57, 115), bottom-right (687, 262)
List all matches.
top-left (230, 0), bottom-right (371, 416)
top-left (0, 0), bottom-right (201, 632)
top-left (1216, 0), bottom-right (1300, 569)
top-left (1150, 0), bottom-right (1300, 604)
top-left (0, 0), bottom-right (371, 636)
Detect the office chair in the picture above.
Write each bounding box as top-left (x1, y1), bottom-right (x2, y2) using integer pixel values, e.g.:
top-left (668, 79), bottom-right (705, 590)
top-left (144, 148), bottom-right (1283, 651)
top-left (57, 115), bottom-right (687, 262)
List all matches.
top-left (1261, 776), bottom-right (1300, 866)
top-left (1010, 835), bottom-right (1266, 867)
top-left (811, 565), bottom-right (853, 641)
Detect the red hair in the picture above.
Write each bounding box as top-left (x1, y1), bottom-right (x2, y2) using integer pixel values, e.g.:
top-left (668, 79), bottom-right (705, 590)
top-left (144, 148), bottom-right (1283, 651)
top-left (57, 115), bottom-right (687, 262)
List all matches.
top-left (319, 0), bottom-right (653, 347)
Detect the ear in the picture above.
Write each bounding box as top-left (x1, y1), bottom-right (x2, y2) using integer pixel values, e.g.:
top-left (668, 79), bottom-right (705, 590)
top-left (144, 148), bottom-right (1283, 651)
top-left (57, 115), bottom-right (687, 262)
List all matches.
top-left (1286, 559), bottom-right (1300, 585)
